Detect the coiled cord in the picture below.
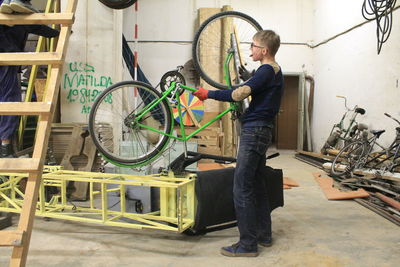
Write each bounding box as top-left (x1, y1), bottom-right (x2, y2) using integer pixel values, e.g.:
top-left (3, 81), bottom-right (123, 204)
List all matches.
top-left (362, 0), bottom-right (397, 54)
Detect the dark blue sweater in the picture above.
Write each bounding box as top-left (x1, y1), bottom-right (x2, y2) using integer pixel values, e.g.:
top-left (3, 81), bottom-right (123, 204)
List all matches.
top-left (0, 25), bottom-right (59, 53)
top-left (208, 64), bottom-right (284, 126)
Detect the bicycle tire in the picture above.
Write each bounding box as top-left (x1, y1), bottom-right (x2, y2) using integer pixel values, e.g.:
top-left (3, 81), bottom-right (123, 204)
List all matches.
top-left (331, 140), bottom-right (366, 177)
top-left (98, 0), bottom-right (137, 9)
top-left (89, 81), bottom-right (172, 165)
top-left (192, 11), bottom-right (262, 90)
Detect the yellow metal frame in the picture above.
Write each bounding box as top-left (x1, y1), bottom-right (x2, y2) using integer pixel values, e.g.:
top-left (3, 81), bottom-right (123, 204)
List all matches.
top-left (0, 168), bottom-right (196, 233)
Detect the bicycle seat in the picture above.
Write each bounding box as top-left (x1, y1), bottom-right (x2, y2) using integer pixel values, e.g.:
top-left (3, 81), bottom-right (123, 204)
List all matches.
top-left (355, 107), bottom-right (366, 115)
top-left (370, 129), bottom-right (385, 138)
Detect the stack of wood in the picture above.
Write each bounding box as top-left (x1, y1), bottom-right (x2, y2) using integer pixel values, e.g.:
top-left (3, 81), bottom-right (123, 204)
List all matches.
top-left (49, 123), bottom-right (109, 200)
top-left (175, 125), bottom-right (225, 158)
top-left (49, 123), bottom-right (104, 172)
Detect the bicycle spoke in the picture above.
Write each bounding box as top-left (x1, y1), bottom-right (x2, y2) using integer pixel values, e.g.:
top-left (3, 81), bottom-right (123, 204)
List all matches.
top-left (89, 81), bottom-right (172, 165)
top-left (193, 11), bottom-right (262, 90)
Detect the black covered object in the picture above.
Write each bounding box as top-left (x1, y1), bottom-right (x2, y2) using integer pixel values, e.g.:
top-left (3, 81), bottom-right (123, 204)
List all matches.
top-left (99, 0), bottom-right (137, 9)
top-left (193, 166), bottom-right (283, 232)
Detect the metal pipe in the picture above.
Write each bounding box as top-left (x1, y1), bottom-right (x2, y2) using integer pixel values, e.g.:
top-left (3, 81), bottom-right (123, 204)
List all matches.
top-left (375, 192), bottom-right (400, 211)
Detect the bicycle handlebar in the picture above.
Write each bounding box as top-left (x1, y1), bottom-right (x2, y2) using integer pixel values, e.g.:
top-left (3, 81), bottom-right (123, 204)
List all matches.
top-left (336, 95), bottom-right (350, 111)
top-left (385, 112), bottom-right (400, 125)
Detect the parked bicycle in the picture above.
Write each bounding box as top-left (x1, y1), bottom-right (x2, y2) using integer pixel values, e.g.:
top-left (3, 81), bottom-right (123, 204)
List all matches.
top-left (88, 11), bottom-right (262, 167)
top-left (321, 96), bottom-right (367, 154)
top-left (331, 113), bottom-right (400, 177)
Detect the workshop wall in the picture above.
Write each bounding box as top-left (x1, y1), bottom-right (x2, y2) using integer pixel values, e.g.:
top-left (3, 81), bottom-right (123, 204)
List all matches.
top-left (59, 1), bottom-right (123, 123)
top-left (122, 0), bottom-right (314, 86)
top-left (312, 0), bottom-right (400, 151)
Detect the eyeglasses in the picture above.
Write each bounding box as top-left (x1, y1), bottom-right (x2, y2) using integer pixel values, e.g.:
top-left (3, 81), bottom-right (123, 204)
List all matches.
top-left (250, 42), bottom-right (265, 49)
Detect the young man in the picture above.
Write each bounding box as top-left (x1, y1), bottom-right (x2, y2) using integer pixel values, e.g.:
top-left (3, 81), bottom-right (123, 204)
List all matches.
top-left (193, 30), bottom-right (284, 257)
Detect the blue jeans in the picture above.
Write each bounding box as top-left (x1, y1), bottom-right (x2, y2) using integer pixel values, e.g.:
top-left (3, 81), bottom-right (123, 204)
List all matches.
top-left (0, 66), bottom-right (20, 140)
top-left (234, 125), bottom-right (272, 250)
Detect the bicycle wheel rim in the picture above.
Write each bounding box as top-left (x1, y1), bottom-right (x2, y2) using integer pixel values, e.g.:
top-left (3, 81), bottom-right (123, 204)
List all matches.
top-left (192, 11), bottom-right (262, 90)
top-left (89, 81), bottom-right (172, 165)
top-left (331, 141), bottom-right (365, 176)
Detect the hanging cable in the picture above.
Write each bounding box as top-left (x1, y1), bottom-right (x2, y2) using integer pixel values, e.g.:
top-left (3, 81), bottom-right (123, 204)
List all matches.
top-left (362, 0), bottom-right (397, 54)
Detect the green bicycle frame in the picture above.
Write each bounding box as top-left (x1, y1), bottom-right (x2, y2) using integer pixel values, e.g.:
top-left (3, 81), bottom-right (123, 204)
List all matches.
top-left (138, 52), bottom-right (239, 140)
top-left (121, 51), bottom-right (240, 167)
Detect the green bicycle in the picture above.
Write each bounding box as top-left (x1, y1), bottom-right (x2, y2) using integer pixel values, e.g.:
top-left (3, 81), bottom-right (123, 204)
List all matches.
top-left (88, 11), bottom-right (262, 167)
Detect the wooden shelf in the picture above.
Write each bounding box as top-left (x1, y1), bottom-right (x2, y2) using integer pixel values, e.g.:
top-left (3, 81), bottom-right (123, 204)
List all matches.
top-left (0, 231), bottom-right (25, 247)
top-left (0, 13), bottom-right (74, 25)
top-left (0, 52), bottom-right (62, 66)
top-left (0, 102), bottom-right (51, 115)
top-left (0, 158), bottom-right (41, 173)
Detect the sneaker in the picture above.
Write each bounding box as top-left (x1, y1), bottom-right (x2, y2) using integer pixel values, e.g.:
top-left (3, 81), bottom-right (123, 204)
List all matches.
top-left (0, 0), bottom-right (13, 14)
top-left (0, 144), bottom-right (16, 158)
top-left (220, 242), bottom-right (258, 257)
top-left (10, 0), bottom-right (37, 13)
top-left (258, 238), bottom-right (273, 247)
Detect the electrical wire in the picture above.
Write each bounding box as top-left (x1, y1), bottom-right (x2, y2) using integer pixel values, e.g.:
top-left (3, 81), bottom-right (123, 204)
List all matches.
top-left (362, 0), bottom-right (397, 54)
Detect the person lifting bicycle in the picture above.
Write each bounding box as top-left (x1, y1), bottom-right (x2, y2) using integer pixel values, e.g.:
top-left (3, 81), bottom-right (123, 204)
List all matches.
top-left (193, 30), bottom-right (284, 257)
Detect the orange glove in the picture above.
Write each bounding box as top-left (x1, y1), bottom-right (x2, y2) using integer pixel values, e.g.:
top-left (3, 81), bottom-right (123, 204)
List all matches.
top-left (192, 87), bottom-right (209, 101)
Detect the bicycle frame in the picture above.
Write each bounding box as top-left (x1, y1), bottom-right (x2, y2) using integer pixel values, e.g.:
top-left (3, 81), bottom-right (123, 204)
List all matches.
top-left (329, 103), bottom-right (363, 141)
top-left (133, 51), bottom-right (240, 150)
top-left (364, 135), bottom-right (400, 171)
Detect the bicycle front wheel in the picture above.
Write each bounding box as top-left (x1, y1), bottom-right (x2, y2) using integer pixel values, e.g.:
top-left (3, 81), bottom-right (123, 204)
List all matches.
top-left (192, 11), bottom-right (262, 90)
top-left (331, 140), bottom-right (366, 177)
top-left (89, 81), bottom-right (172, 166)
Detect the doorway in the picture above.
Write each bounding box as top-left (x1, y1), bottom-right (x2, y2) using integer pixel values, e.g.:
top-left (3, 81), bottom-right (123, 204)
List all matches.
top-left (275, 75), bottom-right (302, 150)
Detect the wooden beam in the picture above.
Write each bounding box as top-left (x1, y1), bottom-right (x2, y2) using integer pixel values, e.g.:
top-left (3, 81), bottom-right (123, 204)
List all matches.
top-left (0, 52), bottom-right (62, 66)
top-left (0, 102), bottom-right (51, 115)
top-left (0, 231), bottom-right (25, 247)
top-left (0, 13), bottom-right (74, 25)
top-left (0, 158), bottom-right (41, 173)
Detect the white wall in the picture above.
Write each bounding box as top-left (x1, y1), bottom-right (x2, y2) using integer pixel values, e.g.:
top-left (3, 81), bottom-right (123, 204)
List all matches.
top-left (312, 0), bottom-right (400, 150)
top-left (122, 0), bottom-right (314, 84)
top-left (60, 1), bottom-right (123, 123)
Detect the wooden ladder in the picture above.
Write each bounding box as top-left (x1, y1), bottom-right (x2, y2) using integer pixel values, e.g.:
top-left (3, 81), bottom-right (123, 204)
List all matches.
top-left (0, 0), bottom-right (77, 266)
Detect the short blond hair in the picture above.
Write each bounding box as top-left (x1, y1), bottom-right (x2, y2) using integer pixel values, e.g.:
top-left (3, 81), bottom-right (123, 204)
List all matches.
top-left (254, 30), bottom-right (280, 56)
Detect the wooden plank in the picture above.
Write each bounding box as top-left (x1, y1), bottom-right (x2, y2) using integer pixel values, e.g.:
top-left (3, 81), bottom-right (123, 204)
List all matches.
top-left (0, 231), bottom-right (25, 247)
top-left (0, 13), bottom-right (74, 25)
top-left (0, 52), bottom-right (62, 66)
top-left (221, 5), bottom-right (236, 157)
top-left (174, 126), bottom-right (221, 135)
top-left (0, 102), bottom-right (51, 115)
top-left (326, 148), bottom-right (340, 156)
top-left (313, 172), bottom-right (369, 200)
top-left (0, 158), bottom-right (41, 172)
top-left (297, 150), bottom-right (335, 161)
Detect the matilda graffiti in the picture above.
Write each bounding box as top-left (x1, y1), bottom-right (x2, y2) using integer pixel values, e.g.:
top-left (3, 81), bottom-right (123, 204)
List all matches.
top-left (63, 62), bottom-right (113, 114)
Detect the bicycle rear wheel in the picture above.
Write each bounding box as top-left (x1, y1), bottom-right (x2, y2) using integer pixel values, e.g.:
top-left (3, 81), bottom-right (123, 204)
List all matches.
top-left (192, 11), bottom-right (262, 90)
top-left (89, 81), bottom-right (172, 166)
top-left (331, 140), bottom-right (366, 177)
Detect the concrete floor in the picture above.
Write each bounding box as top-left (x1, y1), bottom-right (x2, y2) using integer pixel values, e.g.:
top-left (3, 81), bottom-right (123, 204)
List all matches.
top-left (1, 150), bottom-right (399, 266)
